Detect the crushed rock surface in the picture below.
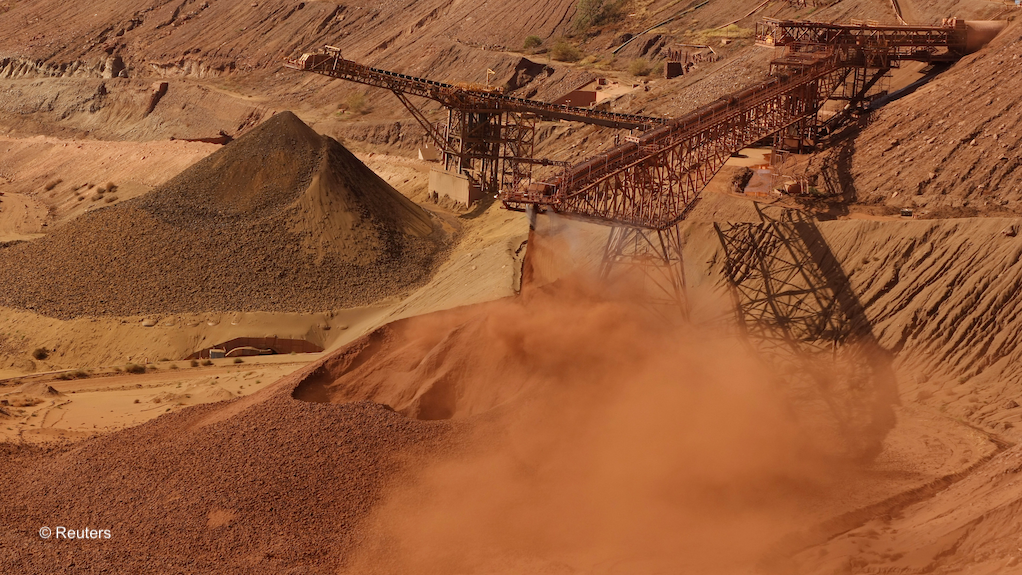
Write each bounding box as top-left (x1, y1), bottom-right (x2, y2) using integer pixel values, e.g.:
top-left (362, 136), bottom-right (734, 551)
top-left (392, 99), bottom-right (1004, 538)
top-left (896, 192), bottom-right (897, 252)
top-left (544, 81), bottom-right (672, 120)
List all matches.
top-left (0, 112), bottom-right (448, 319)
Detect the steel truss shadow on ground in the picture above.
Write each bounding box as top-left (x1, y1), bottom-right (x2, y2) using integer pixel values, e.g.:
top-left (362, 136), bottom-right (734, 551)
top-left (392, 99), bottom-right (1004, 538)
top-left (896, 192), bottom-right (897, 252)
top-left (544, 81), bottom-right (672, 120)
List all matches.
top-left (714, 205), bottom-right (897, 458)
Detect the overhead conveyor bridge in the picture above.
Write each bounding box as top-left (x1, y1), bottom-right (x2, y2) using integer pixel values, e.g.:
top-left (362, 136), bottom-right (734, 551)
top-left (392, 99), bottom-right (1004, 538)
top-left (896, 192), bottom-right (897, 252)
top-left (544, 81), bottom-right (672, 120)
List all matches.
top-left (286, 49), bottom-right (666, 131)
top-left (501, 17), bottom-right (1003, 230)
top-left (286, 18), bottom-right (1003, 230)
top-left (286, 48), bottom-right (667, 200)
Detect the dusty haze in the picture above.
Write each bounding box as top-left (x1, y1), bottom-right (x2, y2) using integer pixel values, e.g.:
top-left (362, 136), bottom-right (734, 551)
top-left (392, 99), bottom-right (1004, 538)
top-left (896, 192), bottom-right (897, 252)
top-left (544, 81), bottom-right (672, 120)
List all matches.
top-left (336, 236), bottom-right (896, 574)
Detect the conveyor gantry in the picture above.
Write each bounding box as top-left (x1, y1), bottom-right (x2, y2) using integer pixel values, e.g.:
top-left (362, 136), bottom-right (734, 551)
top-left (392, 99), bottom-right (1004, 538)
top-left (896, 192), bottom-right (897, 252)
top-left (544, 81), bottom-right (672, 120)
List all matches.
top-left (285, 17), bottom-right (1002, 231)
top-left (285, 48), bottom-right (667, 199)
top-left (502, 17), bottom-right (1001, 230)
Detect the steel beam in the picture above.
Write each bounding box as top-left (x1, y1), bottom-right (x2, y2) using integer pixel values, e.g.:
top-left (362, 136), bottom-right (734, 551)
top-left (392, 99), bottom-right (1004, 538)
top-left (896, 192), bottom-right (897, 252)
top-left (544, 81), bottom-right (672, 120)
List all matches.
top-left (284, 54), bottom-right (665, 131)
top-left (504, 59), bottom-right (849, 229)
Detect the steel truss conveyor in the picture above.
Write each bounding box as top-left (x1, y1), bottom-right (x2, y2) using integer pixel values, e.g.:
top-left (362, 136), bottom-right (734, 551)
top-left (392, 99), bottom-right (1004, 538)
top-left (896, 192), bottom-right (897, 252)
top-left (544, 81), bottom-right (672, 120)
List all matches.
top-left (502, 57), bottom-right (848, 229)
top-left (286, 49), bottom-right (665, 131)
top-left (501, 17), bottom-right (980, 230)
top-left (286, 48), bottom-right (668, 197)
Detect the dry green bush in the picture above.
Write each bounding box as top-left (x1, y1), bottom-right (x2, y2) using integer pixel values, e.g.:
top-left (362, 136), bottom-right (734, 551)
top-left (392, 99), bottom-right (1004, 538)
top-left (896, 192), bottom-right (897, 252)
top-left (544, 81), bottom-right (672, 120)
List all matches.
top-left (572, 0), bottom-right (624, 33)
top-left (573, 0), bottom-right (602, 32)
top-left (344, 92), bottom-right (370, 115)
top-left (124, 363), bottom-right (146, 374)
top-left (551, 40), bottom-right (582, 62)
top-left (629, 58), bottom-right (652, 76)
top-left (523, 35), bottom-right (543, 49)
top-left (698, 24), bottom-right (754, 41)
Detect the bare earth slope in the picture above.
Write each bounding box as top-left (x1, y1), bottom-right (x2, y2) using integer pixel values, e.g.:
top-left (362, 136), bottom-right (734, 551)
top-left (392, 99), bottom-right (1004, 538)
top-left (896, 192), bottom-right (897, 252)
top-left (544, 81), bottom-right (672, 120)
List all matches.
top-left (0, 0), bottom-right (893, 141)
top-left (0, 111), bottom-right (446, 318)
top-left (0, 373), bottom-right (450, 575)
top-left (0, 0), bottom-right (579, 76)
top-left (808, 17), bottom-right (1022, 217)
top-left (0, 271), bottom-right (996, 575)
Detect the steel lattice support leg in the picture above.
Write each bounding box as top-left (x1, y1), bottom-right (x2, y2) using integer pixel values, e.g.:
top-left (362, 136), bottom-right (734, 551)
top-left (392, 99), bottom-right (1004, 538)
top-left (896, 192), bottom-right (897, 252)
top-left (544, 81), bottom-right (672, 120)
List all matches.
top-left (441, 108), bottom-right (505, 197)
top-left (443, 109), bottom-right (464, 174)
top-left (598, 224), bottom-right (687, 320)
top-left (501, 112), bottom-right (537, 193)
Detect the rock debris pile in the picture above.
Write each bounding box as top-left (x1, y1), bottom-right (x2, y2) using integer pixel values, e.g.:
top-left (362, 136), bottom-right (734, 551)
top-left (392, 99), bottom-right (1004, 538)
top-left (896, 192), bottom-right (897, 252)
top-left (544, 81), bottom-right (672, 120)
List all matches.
top-left (0, 112), bottom-right (446, 318)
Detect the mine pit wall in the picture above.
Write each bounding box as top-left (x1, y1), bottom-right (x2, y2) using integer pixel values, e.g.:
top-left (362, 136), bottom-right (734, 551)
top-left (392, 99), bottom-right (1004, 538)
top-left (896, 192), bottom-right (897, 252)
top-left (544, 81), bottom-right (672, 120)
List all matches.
top-left (0, 56), bottom-right (126, 79)
top-left (0, 54), bottom-right (241, 81)
top-left (533, 214), bottom-right (1022, 436)
top-left (146, 58), bottom-right (237, 79)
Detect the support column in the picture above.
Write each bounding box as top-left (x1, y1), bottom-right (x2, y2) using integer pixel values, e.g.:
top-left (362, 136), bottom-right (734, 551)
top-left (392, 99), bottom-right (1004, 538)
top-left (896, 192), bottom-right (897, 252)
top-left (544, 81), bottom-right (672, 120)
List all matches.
top-left (598, 224), bottom-right (687, 321)
top-left (501, 112), bottom-right (537, 193)
top-left (441, 108), bottom-right (503, 197)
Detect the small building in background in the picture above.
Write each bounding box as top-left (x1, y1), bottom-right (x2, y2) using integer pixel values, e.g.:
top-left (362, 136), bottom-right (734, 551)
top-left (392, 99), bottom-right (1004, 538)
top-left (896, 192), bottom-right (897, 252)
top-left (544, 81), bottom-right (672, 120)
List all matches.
top-left (552, 88), bottom-right (598, 107)
top-left (552, 78), bottom-right (634, 108)
top-left (664, 45), bottom-right (718, 79)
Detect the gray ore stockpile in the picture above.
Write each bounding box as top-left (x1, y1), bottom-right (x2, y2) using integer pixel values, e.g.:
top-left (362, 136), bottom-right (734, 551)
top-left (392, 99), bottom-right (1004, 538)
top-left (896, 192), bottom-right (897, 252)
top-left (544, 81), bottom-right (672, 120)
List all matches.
top-left (0, 112), bottom-right (446, 318)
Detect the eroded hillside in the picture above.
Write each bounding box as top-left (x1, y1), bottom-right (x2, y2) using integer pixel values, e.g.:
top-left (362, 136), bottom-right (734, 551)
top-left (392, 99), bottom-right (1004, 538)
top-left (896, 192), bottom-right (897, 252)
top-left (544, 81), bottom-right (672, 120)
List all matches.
top-left (808, 17), bottom-right (1022, 218)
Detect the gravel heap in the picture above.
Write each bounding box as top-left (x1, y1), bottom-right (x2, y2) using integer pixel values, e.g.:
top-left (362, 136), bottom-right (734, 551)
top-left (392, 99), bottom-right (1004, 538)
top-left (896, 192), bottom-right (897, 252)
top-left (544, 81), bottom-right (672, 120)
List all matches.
top-left (0, 369), bottom-right (451, 574)
top-left (0, 111), bottom-right (447, 319)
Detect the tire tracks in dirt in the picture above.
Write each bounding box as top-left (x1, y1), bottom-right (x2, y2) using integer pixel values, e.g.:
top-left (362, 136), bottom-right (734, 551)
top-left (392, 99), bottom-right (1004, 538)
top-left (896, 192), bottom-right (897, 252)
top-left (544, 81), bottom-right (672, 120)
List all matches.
top-left (767, 414), bottom-right (1012, 566)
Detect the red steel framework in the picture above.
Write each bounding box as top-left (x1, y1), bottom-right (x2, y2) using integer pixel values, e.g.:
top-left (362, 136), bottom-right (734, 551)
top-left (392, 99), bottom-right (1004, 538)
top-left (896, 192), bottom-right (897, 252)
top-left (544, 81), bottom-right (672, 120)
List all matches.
top-left (284, 49), bottom-right (665, 130)
top-left (501, 18), bottom-right (972, 230)
top-left (755, 17), bottom-right (966, 59)
top-left (285, 48), bottom-right (665, 197)
top-left (505, 57), bottom-right (850, 229)
top-left (285, 19), bottom-right (972, 230)
top-left (285, 19), bottom-right (984, 314)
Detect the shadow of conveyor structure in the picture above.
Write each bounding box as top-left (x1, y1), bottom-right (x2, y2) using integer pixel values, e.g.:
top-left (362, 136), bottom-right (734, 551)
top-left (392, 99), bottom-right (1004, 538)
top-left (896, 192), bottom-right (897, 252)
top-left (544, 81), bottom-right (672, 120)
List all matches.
top-left (715, 205), bottom-right (897, 458)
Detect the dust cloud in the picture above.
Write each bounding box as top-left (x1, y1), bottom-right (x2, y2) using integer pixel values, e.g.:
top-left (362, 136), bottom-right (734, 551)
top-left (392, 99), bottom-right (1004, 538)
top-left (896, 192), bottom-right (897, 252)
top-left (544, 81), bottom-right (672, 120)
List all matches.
top-left (343, 222), bottom-right (893, 575)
